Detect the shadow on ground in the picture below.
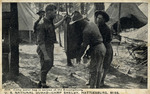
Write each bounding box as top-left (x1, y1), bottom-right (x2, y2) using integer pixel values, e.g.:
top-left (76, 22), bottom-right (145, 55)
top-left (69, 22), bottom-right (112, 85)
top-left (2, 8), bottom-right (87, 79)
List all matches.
top-left (105, 66), bottom-right (147, 88)
top-left (16, 73), bottom-right (38, 88)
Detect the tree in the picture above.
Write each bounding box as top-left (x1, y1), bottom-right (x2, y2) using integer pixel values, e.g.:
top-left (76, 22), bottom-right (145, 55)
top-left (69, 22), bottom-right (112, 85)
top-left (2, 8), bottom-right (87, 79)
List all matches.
top-left (80, 3), bottom-right (85, 14)
top-left (94, 3), bottom-right (104, 11)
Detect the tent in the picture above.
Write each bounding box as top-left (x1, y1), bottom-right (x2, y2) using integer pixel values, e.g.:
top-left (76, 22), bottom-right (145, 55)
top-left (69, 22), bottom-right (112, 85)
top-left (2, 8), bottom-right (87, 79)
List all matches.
top-left (138, 3), bottom-right (148, 17)
top-left (17, 3), bottom-right (40, 42)
top-left (106, 3), bottom-right (147, 30)
top-left (120, 24), bottom-right (148, 42)
top-left (119, 3), bottom-right (148, 42)
top-left (18, 3), bottom-right (38, 31)
top-left (87, 4), bottom-right (95, 22)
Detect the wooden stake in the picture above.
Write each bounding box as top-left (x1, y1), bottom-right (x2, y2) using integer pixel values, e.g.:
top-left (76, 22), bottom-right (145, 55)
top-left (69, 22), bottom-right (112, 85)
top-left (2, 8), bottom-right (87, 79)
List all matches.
top-left (9, 3), bottom-right (19, 76)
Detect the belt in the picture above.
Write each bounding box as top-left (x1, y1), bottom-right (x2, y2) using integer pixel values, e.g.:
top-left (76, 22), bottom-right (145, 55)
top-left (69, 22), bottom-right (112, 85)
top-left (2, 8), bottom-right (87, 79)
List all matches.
top-left (91, 41), bottom-right (103, 48)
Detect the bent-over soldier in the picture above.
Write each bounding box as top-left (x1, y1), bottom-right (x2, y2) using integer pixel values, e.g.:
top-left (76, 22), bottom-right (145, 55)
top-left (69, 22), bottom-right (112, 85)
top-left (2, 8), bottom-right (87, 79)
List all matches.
top-left (71, 11), bottom-right (106, 88)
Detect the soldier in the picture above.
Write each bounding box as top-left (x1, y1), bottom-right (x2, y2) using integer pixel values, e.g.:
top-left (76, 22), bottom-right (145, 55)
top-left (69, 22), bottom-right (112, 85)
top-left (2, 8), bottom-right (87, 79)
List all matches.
top-left (95, 10), bottom-right (113, 86)
top-left (33, 10), bottom-right (45, 34)
top-left (71, 11), bottom-right (106, 88)
top-left (33, 10), bottom-right (45, 44)
top-left (36, 4), bottom-right (66, 88)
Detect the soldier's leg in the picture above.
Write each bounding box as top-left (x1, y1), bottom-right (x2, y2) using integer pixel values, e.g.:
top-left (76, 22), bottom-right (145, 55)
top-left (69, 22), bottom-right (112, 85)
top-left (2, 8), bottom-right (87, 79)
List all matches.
top-left (90, 72), bottom-right (97, 88)
top-left (96, 53), bottom-right (105, 88)
top-left (100, 51), bottom-right (109, 86)
top-left (101, 58), bottom-right (109, 85)
top-left (94, 44), bottom-right (106, 88)
top-left (89, 49), bottom-right (98, 88)
top-left (66, 51), bottom-right (73, 66)
top-left (101, 44), bottom-right (113, 85)
top-left (38, 51), bottom-right (44, 88)
top-left (41, 45), bottom-right (54, 84)
top-left (100, 67), bottom-right (107, 86)
top-left (67, 57), bottom-right (73, 66)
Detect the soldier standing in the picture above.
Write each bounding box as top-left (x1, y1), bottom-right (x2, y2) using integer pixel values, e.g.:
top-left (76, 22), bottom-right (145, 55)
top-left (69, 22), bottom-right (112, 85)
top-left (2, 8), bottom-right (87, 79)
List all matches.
top-left (36, 4), bottom-right (66, 88)
top-left (33, 10), bottom-right (45, 34)
top-left (95, 10), bottom-right (113, 87)
top-left (33, 10), bottom-right (45, 44)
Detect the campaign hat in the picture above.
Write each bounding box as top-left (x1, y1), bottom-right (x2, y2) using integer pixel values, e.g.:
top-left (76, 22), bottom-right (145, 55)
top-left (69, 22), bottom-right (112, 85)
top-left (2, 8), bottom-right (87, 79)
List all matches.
top-left (95, 10), bottom-right (110, 22)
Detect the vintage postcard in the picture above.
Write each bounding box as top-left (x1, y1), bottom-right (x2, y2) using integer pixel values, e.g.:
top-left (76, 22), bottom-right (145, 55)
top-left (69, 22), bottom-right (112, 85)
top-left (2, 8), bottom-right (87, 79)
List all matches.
top-left (1, 0), bottom-right (149, 94)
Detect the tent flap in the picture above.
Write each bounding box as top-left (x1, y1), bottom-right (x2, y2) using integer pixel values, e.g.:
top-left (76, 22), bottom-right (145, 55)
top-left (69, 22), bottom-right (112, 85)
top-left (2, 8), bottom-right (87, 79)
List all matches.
top-left (18, 3), bottom-right (38, 31)
top-left (106, 3), bottom-right (148, 29)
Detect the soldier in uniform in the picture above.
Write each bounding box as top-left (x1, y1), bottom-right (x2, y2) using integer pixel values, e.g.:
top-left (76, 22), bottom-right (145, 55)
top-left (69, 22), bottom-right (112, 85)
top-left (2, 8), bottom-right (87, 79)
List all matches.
top-left (36, 4), bottom-right (66, 88)
top-left (33, 10), bottom-right (45, 44)
top-left (72, 11), bottom-right (106, 88)
top-left (33, 10), bottom-right (45, 34)
top-left (95, 10), bottom-right (113, 86)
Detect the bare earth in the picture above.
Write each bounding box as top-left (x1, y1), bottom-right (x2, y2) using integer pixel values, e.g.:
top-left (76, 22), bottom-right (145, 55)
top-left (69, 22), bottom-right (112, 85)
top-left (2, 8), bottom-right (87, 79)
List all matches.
top-left (2, 32), bottom-right (147, 89)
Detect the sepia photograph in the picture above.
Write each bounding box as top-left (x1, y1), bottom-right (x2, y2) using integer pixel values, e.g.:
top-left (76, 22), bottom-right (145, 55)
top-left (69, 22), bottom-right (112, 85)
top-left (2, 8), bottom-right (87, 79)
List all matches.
top-left (2, 2), bottom-right (148, 89)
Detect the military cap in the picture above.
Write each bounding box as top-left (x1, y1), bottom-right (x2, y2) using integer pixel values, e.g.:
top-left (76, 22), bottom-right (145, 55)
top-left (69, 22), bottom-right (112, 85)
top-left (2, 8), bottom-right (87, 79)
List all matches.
top-left (95, 10), bottom-right (110, 22)
top-left (36, 10), bottom-right (45, 15)
top-left (45, 4), bottom-right (57, 12)
top-left (70, 11), bottom-right (84, 24)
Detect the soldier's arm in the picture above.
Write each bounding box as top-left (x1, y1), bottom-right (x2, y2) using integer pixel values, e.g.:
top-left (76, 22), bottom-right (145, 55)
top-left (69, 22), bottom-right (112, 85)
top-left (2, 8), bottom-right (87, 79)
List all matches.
top-left (37, 25), bottom-right (50, 60)
top-left (54, 17), bottom-right (65, 29)
top-left (77, 42), bottom-right (88, 59)
top-left (107, 27), bottom-right (113, 43)
top-left (77, 29), bottom-right (90, 61)
top-left (33, 17), bottom-right (42, 32)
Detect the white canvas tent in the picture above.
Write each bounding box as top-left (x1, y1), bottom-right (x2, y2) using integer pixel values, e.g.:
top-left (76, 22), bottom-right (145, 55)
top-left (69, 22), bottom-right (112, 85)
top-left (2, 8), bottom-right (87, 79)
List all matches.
top-left (86, 4), bottom-right (95, 22)
top-left (138, 3), bottom-right (148, 17)
top-left (120, 3), bottom-right (148, 42)
top-left (120, 24), bottom-right (148, 42)
top-left (17, 3), bottom-right (39, 42)
top-left (106, 3), bottom-right (147, 29)
top-left (18, 3), bottom-right (38, 31)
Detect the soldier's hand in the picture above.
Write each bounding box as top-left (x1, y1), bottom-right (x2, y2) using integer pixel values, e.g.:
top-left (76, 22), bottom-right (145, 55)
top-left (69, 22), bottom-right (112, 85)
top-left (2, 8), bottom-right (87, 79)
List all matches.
top-left (44, 55), bottom-right (51, 61)
top-left (64, 14), bottom-right (69, 19)
top-left (76, 57), bottom-right (81, 64)
top-left (64, 15), bottom-right (71, 22)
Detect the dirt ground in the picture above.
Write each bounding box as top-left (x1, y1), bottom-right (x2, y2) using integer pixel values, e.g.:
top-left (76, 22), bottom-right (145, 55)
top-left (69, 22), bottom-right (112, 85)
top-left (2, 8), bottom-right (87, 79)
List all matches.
top-left (2, 32), bottom-right (147, 89)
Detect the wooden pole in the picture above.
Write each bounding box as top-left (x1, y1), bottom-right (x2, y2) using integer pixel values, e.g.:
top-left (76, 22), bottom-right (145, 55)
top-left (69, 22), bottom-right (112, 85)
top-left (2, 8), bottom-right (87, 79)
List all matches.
top-left (2, 9), bottom-right (11, 75)
top-left (94, 3), bottom-right (104, 11)
top-left (85, 3), bottom-right (88, 16)
top-left (80, 3), bottom-right (84, 14)
top-left (39, 3), bottom-right (43, 10)
top-left (58, 3), bottom-right (63, 47)
top-left (115, 3), bottom-right (122, 56)
top-left (117, 3), bottom-right (121, 34)
top-left (65, 3), bottom-right (71, 65)
top-left (29, 30), bottom-right (32, 43)
top-left (9, 3), bottom-right (19, 77)
top-left (66, 3), bottom-right (68, 52)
